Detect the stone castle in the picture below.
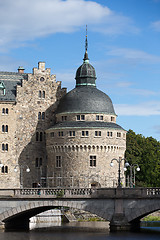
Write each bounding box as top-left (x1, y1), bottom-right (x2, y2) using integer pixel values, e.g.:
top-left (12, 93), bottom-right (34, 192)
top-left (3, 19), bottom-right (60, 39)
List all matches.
top-left (0, 41), bottom-right (126, 189)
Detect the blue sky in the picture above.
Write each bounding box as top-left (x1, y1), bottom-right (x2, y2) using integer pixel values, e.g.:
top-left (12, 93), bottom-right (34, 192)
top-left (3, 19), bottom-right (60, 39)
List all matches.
top-left (0, 0), bottom-right (160, 140)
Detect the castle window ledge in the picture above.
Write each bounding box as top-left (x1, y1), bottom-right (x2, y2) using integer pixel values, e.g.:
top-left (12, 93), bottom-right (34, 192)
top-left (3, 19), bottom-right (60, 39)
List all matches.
top-left (81, 136), bottom-right (89, 138)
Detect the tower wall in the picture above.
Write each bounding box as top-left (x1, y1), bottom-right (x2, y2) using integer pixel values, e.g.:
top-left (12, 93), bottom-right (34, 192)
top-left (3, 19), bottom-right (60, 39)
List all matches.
top-left (46, 127), bottom-right (126, 188)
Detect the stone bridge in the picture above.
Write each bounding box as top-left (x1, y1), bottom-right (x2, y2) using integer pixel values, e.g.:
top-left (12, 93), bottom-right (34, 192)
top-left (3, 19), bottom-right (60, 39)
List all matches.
top-left (0, 187), bottom-right (160, 231)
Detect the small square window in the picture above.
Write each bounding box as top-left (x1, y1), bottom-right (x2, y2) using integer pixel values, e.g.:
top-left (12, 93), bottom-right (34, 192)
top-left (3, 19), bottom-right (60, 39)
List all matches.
top-left (56, 156), bottom-right (62, 168)
top-left (69, 131), bottom-right (75, 137)
top-left (77, 115), bottom-right (80, 120)
top-left (96, 115), bottom-right (99, 120)
top-left (81, 115), bottom-right (85, 120)
top-left (90, 156), bottom-right (96, 167)
top-left (82, 131), bottom-right (88, 137)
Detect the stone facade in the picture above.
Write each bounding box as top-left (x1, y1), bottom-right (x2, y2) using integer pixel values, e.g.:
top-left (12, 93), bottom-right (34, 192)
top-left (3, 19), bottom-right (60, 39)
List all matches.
top-left (0, 62), bottom-right (66, 188)
top-left (0, 52), bottom-right (126, 188)
top-left (46, 115), bottom-right (126, 188)
top-left (45, 47), bottom-right (126, 188)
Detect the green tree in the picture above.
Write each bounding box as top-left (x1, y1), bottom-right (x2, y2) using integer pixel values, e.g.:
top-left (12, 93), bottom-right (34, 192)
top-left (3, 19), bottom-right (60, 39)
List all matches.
top-left (125, 130), bottom-right (160, 187)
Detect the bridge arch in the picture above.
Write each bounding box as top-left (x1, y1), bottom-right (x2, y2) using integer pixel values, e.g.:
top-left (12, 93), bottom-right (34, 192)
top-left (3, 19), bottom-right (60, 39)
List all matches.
top-left (126, 200), bottom-right (160, 223)
top-left (0, 200), bottom-right (112, 230)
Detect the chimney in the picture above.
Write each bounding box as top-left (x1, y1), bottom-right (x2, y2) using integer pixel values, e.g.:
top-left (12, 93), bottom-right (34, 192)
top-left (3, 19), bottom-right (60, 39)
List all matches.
top-left (18, 66), bottom-right (25, 74)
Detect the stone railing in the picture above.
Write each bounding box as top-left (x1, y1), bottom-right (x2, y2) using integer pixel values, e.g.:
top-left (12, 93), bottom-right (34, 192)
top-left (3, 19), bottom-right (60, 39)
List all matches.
top-left (14, 188), bottom-right (95, 198)
top-left (0, 187), bottom-right (160, 198)
top-left (146, 188), bottom-right (160, 196)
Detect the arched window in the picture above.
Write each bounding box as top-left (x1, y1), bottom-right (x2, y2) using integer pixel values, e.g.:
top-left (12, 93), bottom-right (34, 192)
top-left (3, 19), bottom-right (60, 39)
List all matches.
top-left (2, 143), bottom-right (5, 151)
top-left (2, 108), bottom-right (5, 114)
top-left (42, 91), bottom-right (45, 98)
top-left (38, 112), bottom-right (41, 120)
top-left (6, 108), bottom-right (8, 114)
top-left (1, 125), bottom-right (8, 132)
top-left (2, 143), bottom-right (8, 151)
top-left (42, 112), bottom-right (45, 120)
top-left (36, 132), bottom-right (39, 141)
top-left (38, 90), bottom-right (41, 98)
top-left (5, 144), bottom-right (8, 151)
top-left (1, 166), bottom-right (8, 173)
top-left (40, 132), bottom-right (43, 141)
top-left (5, 166), bottom-right (8, 173)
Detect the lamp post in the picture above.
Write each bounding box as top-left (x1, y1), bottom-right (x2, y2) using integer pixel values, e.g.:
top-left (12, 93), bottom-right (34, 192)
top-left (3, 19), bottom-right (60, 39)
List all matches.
top-left (110, 157), bottom-right (127, 188)
top-left (14, 164), bottom-right (30, 188)
top-left (124, 163), bottom-right (140, 188)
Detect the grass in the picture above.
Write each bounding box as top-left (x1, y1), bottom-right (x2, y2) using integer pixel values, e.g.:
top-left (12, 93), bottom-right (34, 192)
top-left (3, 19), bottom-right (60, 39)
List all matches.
top-left (142, 216), bottom-right (160, 221)
top-left (78, 217), bottom-right (105, 222)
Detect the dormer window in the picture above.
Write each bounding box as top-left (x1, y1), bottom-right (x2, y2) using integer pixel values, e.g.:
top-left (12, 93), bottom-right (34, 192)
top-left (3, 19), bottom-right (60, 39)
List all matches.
top-left (0, 81), bottom-right (5, 95)
top-left (96, 115), bottom-right (103, 121)
top-left (62, 116), bottom-right (67, 121)
top-left (77, 115), bottom-right (85, 121)
top-left (111, 116), bottom-right (115, 122)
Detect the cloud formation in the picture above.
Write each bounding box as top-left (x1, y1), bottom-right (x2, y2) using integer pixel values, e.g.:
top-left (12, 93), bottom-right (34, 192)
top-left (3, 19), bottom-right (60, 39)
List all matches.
top-left (151, 20), bottom-right (160, 32)
top-left (0, 0), bottom-right (138, 52)
top-left (115, 101), bottom-right (160, 116)
top-left (107, 47), bottom-right (160, 64)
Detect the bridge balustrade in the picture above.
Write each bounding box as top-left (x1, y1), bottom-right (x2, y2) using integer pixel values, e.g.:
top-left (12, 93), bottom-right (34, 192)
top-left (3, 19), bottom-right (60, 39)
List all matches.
top-left (0, 188), bottom-right (160, 198)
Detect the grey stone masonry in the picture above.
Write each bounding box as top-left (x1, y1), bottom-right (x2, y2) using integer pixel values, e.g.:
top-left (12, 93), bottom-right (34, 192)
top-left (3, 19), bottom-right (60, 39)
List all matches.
top-left (0, 62), bottom-right (66, 188)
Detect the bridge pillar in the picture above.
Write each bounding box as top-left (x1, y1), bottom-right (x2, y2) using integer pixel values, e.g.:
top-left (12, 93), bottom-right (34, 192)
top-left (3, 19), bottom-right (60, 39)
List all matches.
top-left (5, 218), bottom-right (30, 231)
top-left (110, 194), bottom-right (141, 231)
top-left (110, 213), bottom-right (131, 231)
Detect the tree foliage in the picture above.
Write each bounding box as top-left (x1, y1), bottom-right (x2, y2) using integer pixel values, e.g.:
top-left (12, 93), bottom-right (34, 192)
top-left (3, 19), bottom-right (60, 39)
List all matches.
top-left (125, 129), bottom-right (160, 187)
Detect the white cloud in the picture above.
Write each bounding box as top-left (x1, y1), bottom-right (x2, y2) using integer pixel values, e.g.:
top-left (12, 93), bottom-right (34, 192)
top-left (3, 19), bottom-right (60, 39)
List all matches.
top-left (153, 0), bottom-right (160, 3)
top-left (107, 47), bottom-right (160, 64)
top-left (115, 81), bottom-right (132, 88)
top-left (151, 20), bottom-right (160, 32)
top-left (115, 101), bottom-right (160, 116)
top-left (92, 13), bottom-right (139, 35)
top-left (0, 0), bottom-right (139, 52)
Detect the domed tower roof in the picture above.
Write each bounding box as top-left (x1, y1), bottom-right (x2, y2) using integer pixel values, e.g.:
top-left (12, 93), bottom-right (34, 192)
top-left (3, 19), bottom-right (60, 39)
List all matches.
top-left (56, 32), bottom-right (116, 115)
top-left (56, 86), bottom-right (116, 115)
top-left (75, 47), bottom-right (96, 87)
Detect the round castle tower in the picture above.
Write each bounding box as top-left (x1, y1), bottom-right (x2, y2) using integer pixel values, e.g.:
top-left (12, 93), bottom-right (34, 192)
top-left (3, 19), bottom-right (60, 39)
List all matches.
top-left (46, 37), bottom-right (126, 188)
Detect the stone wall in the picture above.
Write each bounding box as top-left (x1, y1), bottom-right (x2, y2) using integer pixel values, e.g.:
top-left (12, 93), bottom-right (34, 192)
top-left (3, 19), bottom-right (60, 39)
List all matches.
top-left (0, 102), bottom-right (19, 188)
top-left (46, 127), bottom-right (126, 188)
top-left (0, 62), bottom-right (66, 188)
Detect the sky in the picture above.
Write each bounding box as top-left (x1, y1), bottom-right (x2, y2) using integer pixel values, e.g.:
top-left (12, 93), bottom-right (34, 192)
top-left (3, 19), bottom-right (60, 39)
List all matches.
top-left (0, 0), bottom-right (160, 141)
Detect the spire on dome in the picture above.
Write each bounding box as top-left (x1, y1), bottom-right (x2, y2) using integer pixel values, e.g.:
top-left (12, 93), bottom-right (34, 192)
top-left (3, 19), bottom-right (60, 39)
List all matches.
top-left (83, 25), bottom-right (89, 63)
top-left (75, 25), bottom-right (96, 87)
